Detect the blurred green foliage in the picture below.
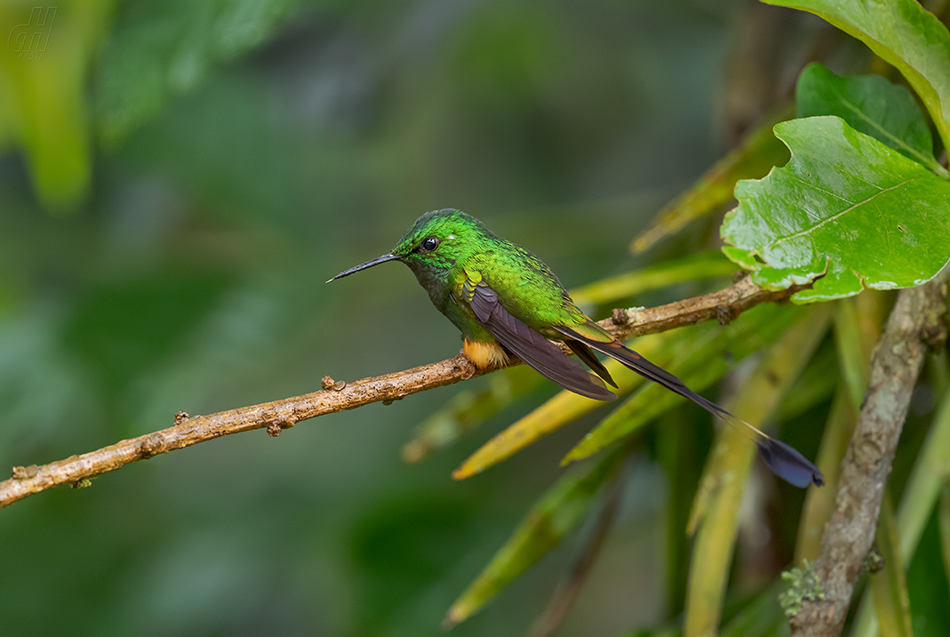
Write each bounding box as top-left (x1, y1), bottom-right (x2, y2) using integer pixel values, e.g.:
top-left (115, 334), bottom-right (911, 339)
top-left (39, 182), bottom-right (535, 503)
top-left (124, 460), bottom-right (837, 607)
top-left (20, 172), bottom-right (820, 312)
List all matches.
top-left (2, 1), bottom-right (949, 636)
top-left (0, 1), bottom-right (742, 635)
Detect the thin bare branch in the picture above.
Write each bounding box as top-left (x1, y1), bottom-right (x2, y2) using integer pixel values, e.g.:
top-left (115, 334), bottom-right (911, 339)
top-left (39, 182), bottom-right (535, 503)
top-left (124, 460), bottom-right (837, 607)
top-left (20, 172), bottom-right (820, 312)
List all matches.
top-left (0, 275), bottom-right (807, 510)
top-left (789, 274), bottom-right (948, 637)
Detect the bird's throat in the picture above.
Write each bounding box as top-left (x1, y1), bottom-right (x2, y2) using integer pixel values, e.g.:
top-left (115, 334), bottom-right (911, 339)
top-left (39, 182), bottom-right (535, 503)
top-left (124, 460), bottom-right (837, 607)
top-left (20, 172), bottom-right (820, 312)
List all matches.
top-left (463, 339), bottom-right (508, 369)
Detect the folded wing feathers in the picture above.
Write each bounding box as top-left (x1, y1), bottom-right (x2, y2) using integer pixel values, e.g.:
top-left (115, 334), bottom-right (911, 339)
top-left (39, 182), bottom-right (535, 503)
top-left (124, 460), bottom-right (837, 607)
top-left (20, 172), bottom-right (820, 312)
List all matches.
top-left (553, 325), bottom-right (728, 417)
top-left (468, 283), bottom-right (616, 401)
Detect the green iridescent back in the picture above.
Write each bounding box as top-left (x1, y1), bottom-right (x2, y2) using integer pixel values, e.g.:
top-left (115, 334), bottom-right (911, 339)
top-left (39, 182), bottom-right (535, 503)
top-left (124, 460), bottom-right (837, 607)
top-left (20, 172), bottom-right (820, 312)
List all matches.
top-left (392, 209), bottom-right (587, 341)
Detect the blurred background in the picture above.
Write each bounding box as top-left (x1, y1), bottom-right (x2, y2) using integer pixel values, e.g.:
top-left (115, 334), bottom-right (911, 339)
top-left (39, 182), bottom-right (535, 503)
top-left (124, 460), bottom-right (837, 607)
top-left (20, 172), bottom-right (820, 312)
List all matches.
top-left (0, 1), bottom-right (869, 635)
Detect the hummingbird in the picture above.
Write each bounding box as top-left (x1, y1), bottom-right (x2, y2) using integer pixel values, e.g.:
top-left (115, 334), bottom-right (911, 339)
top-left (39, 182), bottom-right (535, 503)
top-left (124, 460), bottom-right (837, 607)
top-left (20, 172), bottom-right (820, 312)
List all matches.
top-left (328, 209), bottom-right (823, 488)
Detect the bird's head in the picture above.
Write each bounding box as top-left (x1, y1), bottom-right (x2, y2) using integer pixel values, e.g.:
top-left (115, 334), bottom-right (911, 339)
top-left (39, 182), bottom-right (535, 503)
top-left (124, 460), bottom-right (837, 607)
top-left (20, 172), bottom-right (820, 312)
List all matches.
top-left (327, 209), bottom-right (490, 283)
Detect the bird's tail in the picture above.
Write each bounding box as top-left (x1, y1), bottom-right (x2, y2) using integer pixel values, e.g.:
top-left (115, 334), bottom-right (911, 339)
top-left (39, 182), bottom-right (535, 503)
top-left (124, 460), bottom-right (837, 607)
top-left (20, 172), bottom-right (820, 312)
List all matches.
top-left (554, 324), bottom-right (824, 488)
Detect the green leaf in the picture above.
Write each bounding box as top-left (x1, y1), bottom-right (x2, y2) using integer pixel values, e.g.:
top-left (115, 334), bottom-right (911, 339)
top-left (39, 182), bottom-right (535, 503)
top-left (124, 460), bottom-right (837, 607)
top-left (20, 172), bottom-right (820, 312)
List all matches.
top-left (796, 63), bottom-right (944, 175)
top-left (631, 109), bottom-right (792, 254)
top-left (795, 392), bottom-right (858, 562)
top-left (443, 448), bottom-right (627, 628)
top-left (766, 0), bottom-right (950, 155)
top-left (775, 344), bottom-right (838, 423)
top-left (939, 486), bottom-right (950, 615)
top-left (626, 583), bottom-right (793, 637)
top-left (905, 503), bottom-right (950, 637)
top-left (897, 390), bottom-right (950, 559)
top-left (657, 408), bottom-right (714, 619)
top-left (96, 0), bottom-right (301, 143)
top-left (870, 495), bottom-right (914, 637)
top-left (720, 582), bottom-right (791, 637)
top-left (722, 116), bottom-right (950, 303)
top-left (620, 629), bottom-right (682, 637)
top-left (834, 296), bottom-right (872, 409)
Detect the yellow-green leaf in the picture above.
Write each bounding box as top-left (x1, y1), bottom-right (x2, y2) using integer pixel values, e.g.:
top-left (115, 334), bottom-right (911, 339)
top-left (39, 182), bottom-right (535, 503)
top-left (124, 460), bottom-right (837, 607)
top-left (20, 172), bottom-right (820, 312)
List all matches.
top-left (402, 366), bottom-right (541, 463)
top-left (565, 302), bottom-right (806, 465)
top-left (631, 108), bottom-right (792, 254)
top-left (453, 325), bottom-right (712, 479)
top-left (0, 1), bottom-right (114, 210)
top-left (794, 390), bottom-right (856, 562)
top-left (870, 495), bottom-right (914, 637)
top-left (444, 447), bottom-right (627, 628)
top-left (569, 251), bottom-right (737, 308)
top-left (684, 304), bottom-right (830, 637)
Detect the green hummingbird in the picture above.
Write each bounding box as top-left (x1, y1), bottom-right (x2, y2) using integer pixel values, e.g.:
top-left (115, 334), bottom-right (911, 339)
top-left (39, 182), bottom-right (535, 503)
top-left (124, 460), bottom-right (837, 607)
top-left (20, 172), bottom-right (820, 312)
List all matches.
top-left (329, 209), bottom-right (823, 488)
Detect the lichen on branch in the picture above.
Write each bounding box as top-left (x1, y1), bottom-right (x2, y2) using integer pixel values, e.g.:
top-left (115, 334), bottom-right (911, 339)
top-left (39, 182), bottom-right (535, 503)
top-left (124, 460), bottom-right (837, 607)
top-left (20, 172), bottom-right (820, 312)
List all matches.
top-left (789, 272), bottom-right (948, 637)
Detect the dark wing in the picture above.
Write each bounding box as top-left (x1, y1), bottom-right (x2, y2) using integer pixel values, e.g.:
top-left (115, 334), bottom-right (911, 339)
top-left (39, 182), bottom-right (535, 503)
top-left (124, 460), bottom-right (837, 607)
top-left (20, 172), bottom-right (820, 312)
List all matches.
top-left (553, 324), bottom-right (726, 415)
top-left (554, 323), bottom-right (824, 488)
top-left (564, 340), bottom-right (617, 388)
top-left (467, 283), bottom-right (616, 401)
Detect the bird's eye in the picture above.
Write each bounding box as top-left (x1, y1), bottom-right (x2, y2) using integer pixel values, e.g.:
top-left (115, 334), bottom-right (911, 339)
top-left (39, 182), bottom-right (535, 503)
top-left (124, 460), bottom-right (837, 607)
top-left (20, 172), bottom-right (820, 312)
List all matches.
top-left (420, 237), bottom-right (439, 252)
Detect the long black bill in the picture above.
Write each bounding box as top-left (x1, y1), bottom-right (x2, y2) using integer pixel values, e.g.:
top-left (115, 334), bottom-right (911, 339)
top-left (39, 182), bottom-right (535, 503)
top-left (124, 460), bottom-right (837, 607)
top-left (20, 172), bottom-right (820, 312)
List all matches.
top-left (326, 253), bottom-right (401, 283)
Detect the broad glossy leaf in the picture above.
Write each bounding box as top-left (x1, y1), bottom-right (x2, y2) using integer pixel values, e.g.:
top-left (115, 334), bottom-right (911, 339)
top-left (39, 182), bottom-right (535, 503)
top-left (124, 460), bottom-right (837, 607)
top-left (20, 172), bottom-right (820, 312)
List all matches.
top-left (722, 116), bottom-right (950, 303)
top-left (96, 0), bottom-right (301, 143)
top-left (443, 448), bottom-right (627, 628)
top-left (797, 63), bottom-right (944, 175)
top-left (631, 110), bottom-right (791, 254)
top-left (766, 0), bottom-right (950, 153)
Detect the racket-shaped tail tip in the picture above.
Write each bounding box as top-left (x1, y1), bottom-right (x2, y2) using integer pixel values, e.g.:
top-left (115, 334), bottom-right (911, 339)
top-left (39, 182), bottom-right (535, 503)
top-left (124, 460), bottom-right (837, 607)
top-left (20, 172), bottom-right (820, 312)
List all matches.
top-left (757, 438), bottom-right (824, 488)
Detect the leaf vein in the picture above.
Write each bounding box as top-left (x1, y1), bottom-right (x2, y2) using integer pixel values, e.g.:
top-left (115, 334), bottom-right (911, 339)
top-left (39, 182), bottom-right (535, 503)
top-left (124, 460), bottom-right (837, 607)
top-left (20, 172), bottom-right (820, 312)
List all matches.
top-left (768, 177), bottom-right (915, 249)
